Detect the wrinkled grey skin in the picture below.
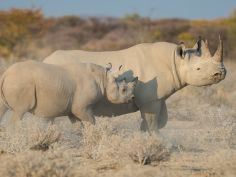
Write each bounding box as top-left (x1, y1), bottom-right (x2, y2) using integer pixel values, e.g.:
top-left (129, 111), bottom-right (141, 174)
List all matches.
top-left (0, 60), bottom-right (138, 125)
top-left (44, 37), bottom-right (226, 133)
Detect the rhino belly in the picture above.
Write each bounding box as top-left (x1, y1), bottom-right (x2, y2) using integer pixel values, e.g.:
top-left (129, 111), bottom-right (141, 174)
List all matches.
top-left (92, 98), bottom-right (139, 117)
top-left (33, 95), bottom-right (71, 118)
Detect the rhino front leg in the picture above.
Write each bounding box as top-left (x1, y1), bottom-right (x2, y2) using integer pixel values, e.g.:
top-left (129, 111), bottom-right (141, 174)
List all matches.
top-left (139, 100), bottom-right (162, 133)
top-left (68, 115), bottom-right (85, 129)
top-left (157, 101), bottom-right (168, 129)
top-left (68, 115), bottom-right (79, 124)
top-left (72, 108), bottom-right (95, 125)
top-left (10, 111), bottom-right (24, 124)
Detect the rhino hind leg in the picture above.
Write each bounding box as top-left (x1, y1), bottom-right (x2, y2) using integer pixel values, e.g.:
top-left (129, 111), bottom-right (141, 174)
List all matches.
top-left (7, 84), bottom-right (36, 124)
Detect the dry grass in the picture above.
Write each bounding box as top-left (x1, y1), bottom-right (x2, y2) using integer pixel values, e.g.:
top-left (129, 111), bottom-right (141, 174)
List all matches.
top-left (0, 117), bottom-right (170, 177)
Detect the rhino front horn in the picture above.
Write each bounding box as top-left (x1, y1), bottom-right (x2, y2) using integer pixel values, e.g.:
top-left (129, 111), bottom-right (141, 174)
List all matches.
top-left (213, 35), bottom-right (223, 62)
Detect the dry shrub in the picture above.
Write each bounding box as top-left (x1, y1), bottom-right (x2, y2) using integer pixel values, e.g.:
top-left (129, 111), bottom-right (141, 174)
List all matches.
top-left (0, 117), bottom-right (78, 177)
top-left (0, 147), bottom-right (79, 177)
top-left (126, 132), bottom-right (170, 165)
top-left (29, 125), bottom-right (61, 151)
top-left (0, 118), bottom-right (61, 153)
top-left (79, 119), bottom-right (170, 165)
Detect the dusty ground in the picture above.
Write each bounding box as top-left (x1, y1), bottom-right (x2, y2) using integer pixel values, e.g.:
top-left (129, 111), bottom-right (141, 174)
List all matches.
top-left (0, 62), bottom-right (235, 177)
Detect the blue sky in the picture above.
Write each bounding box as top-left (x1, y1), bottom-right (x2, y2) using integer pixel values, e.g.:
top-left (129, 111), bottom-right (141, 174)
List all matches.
top-left (0, 0), bottom-right (236, 19)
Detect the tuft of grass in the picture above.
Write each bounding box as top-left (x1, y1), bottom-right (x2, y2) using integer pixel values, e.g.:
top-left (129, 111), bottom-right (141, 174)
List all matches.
top-left (29, 125), bottom-right (61, 151)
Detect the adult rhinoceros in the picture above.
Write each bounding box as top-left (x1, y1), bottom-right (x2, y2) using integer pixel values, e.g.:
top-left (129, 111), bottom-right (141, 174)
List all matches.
top-left (44, 37), bottom-right (226, 133)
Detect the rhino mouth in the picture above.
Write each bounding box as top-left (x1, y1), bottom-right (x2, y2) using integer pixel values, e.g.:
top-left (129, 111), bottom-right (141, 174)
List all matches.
top-left (211, 74), bottom-right (225, 84)
top-left (210, 67), bottom-right (226, 83)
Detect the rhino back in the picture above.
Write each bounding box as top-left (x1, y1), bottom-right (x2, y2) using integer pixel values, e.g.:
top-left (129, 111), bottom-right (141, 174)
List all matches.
top-left (44, 42), bottom-right (178, 102)
top-left (44, 44), bottom-right (154, 82)
top-left (61, 63), bottom-right (106, 104)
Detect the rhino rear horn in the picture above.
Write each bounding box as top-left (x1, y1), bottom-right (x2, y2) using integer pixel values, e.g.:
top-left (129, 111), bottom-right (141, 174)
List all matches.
top-left (202, 39), bottom-right (212, 58)
top-left (193, 36), bottom-right (211, 58)
top-left (213, 35), bottom-right (223, 62)
top-left (199, 39), bottom-right (212, 58)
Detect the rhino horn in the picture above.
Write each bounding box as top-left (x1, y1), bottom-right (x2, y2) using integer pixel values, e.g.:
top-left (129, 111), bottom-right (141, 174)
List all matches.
top-left (213, 35), bottom-right (223, 62)
top-left (201, 39), bottom-right (211, 58)
top-left (193, 36), bottom-right (211, 58)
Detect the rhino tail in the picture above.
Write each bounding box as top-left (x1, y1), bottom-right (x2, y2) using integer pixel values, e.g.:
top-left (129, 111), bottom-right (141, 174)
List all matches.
top-left (29, 84), bottom-right (37, 113)
top-left (0, 74), bottom-right (11, 109)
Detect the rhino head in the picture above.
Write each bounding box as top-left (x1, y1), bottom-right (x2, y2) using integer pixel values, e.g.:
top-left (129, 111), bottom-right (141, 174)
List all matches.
top-left (105, 63), bottom-right (138, 104)
top-left (176, 36), bottom-right (226, 86)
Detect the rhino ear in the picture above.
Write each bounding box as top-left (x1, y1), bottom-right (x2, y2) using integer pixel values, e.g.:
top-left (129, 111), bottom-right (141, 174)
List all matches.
top-left (105, 62), bottom-right (112, 76)
top-left (106, 62), bottom-right (112, 71)
top-left (193, 36), bottom-right (202, 53)
top-left (176, 42), bottom-right (186, 59)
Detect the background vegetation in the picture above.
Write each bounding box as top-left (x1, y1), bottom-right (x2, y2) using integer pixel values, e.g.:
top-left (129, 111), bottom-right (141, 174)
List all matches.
top-left (0, 8), bottom-right (236, 61)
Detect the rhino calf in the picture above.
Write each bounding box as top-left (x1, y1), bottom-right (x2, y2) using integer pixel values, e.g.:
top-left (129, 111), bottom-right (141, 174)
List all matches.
top-left (0, 60), bottom-right (138, 124)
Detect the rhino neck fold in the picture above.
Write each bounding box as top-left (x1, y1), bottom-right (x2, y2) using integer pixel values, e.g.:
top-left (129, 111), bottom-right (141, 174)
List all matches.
top-left (101, 71), bottom-right (107, 97)
top-left (171, 49), bottom-right (186, 92)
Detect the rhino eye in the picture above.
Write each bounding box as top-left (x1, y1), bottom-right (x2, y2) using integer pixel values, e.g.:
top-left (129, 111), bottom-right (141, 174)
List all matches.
top-left (197, 67), bottom-right (200, 70)
top-left (122, 88), bottom-right (126, 93)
